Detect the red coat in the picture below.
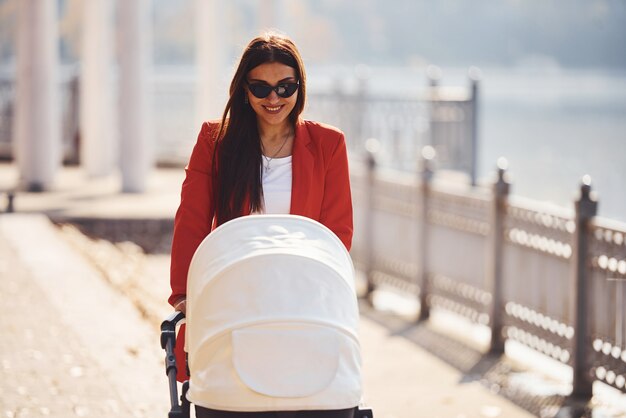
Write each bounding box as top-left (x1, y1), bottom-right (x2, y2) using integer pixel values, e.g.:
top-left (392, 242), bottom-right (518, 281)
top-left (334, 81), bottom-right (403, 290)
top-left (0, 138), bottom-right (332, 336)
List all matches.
top-left (169, 119), bottom-right (354, 381)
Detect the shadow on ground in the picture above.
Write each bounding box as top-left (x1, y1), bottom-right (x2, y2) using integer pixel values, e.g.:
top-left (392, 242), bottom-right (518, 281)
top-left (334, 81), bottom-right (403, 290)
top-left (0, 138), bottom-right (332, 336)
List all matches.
top-left (357, 299), bottom-right (592, 418)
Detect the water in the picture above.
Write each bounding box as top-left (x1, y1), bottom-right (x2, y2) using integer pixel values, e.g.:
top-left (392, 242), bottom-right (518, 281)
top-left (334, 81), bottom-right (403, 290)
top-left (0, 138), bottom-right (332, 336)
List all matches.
top-left (475, 68), bottom-right (626, 222)
top-left (152, 65), bottom-right (626, 222)
top-left (307, 65), bottom-right (626, 222)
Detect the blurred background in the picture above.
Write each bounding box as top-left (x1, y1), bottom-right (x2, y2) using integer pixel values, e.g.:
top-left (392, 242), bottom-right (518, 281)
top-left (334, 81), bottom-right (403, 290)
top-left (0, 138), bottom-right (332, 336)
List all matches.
top-left (1, 0), bottom-right (625, 218)
top-left (1, 2), bottom-right (626, 417)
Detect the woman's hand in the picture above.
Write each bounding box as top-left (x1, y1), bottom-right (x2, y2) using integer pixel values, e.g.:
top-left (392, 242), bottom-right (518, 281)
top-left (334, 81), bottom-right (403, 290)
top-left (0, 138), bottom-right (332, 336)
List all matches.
top-left (173, 297), bottom-right (187, 315)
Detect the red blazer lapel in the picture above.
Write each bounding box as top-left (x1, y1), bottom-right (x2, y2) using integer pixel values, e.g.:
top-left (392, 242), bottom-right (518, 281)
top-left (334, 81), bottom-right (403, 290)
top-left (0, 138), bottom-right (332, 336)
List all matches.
top-left (290, 120), bottom-right (314, 216)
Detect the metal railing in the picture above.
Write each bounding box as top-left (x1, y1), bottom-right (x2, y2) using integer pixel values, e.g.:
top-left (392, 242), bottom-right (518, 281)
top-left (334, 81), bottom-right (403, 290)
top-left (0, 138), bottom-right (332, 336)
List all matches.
top-left (588, 217), bottom-right (626, 393)
top-left (306, 75), bottom-right (479, 183)
top-left (353, 146), bottom-right (626, 402)
top-left (0, 69), bottom-right (479, 182)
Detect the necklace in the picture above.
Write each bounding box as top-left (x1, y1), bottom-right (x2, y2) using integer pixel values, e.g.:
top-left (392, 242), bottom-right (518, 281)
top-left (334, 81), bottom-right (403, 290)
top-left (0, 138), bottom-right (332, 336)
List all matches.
top-left (261, 131), bottom-right (291, 172)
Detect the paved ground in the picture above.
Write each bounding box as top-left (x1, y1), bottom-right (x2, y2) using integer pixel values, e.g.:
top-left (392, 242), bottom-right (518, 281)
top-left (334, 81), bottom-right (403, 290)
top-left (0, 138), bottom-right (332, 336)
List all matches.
top-left (0, 214), bottom-right (170, 418)
top-left (0, 163), bottom-right (623, 418)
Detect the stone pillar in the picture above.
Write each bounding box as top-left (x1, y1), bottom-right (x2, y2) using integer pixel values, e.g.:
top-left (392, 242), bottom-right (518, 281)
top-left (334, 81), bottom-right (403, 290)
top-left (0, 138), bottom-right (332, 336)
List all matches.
top-left (258, 0), bottom-right (292, 35)
top-left (80, 0), bottom-right (115, 177)
top-left (195, 0), bottom-right (228, 127)
top-left (118, 0), bottom-right (152, 193)
top-left (14, 0), bottom-right (60, 191)
top-left (258, 0), bottom-right (281, 32)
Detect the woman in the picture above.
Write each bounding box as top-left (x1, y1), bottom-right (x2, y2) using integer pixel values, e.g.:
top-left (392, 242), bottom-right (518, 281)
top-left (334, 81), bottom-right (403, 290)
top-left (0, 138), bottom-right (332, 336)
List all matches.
top-left (168, 33), bottom-right (355, 417)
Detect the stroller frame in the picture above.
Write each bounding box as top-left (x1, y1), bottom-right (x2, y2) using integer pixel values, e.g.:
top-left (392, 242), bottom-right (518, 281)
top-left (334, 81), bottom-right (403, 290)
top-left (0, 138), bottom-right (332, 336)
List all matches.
top-left (161, 311), bottom-right (190, 418)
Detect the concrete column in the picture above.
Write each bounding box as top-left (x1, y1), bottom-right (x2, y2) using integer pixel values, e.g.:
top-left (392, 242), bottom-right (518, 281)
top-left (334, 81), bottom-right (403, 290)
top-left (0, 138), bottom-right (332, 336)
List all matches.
top-left (118, 0), bottom-right (152, 193)
top-left (258, 0), bottom-right (276, 31)
top-left (80, 0), bottom-right (115, 177)
top-left (195, 0), bottom-right (228, 126)
top-left (14, 0), bottom-right (60, 191)
top-left (258, 0), bottom-right (289, 33)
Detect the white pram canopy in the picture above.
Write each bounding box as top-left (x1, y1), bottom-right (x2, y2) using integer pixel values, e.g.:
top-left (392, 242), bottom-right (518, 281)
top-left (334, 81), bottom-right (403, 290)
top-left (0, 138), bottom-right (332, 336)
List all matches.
top-left (185, 215), bottom-right (362, 412)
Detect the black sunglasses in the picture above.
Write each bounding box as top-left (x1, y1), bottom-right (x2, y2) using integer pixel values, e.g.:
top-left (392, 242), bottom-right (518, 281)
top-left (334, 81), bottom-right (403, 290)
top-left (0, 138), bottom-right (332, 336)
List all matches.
top-left (246, 81), bottom-right (299, 99)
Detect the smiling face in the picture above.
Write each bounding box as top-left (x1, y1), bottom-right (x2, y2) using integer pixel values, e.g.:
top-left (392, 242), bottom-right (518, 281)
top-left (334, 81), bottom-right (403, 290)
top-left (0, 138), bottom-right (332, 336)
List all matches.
top-left (246, 62), bottom-right (298, 133)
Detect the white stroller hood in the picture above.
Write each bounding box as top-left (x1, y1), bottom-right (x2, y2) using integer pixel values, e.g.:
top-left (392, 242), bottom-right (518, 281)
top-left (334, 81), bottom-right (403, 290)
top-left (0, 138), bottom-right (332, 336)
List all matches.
top-left (185, 215), bottom-right (362, 412)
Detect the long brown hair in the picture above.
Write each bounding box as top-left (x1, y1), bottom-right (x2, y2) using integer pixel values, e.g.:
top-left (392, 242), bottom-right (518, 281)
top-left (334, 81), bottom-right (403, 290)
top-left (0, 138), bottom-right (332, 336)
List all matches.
top-left (213, 33), bottom-right (307, 226)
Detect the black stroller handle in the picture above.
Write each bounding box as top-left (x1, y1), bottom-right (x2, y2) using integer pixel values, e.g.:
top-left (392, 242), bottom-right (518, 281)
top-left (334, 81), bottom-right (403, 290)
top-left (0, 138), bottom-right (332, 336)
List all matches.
top-left (160, 311), bottom-right (185, 349)
top-left (160, 311), bottom-right (190, 418)
top-left (356, 407), bottom-right (374, 418)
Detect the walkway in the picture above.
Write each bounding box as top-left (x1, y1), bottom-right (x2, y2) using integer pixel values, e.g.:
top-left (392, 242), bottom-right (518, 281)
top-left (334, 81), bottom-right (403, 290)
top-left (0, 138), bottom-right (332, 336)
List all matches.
top-left (0, 163), bottom-right (588, 417)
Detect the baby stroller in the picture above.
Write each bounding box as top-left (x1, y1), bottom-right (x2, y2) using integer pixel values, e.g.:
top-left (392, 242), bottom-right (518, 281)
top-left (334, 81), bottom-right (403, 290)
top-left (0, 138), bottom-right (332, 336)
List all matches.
top-left (161, 215), bottom-right (373, 417)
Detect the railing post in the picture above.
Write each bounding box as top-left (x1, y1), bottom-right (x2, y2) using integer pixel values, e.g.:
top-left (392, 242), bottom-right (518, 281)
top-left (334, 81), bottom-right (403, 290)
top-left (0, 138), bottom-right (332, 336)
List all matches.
top-left (355, 65), bottom-right (370, 152)
top-left (426, 65), bottom-right (441, 151)
top-left (364, 139), bottom-right (379, 302)
top-left (488, 158), bottom-right (510, 354)
top-left (427, 64), bottom-right (442, 89)
top-left (332, 78), bottom-right (346, 145)
top-left (418, 146), bottom-right (435, 321)
top-left (468, 67), bottom-right (481, 187)
top-left (571, 175), bottom-right (598, 401)
top-left (6, 191), bottom-right (15, 213)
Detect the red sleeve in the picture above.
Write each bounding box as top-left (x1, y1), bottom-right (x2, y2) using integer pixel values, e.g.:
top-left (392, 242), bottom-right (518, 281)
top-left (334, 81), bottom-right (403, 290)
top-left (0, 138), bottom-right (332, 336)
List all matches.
top-left (320, 131), bottom-right (354, 251)
top-left (169, 122), bottom-right (218, 306)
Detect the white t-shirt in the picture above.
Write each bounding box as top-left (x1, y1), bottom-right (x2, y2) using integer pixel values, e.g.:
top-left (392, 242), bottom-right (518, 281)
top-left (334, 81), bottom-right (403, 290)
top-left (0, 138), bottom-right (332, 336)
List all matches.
top-left (260, 155), bottom-right (292, 214)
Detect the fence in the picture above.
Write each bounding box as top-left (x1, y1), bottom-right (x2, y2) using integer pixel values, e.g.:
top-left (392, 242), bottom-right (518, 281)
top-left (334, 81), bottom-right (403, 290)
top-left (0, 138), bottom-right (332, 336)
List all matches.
top-left (305, 72), bottom-right (479, 183)
top-left (352, 147), bottom-right (626, 401)
top-left (0, 67), bottom-right (478, 181)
